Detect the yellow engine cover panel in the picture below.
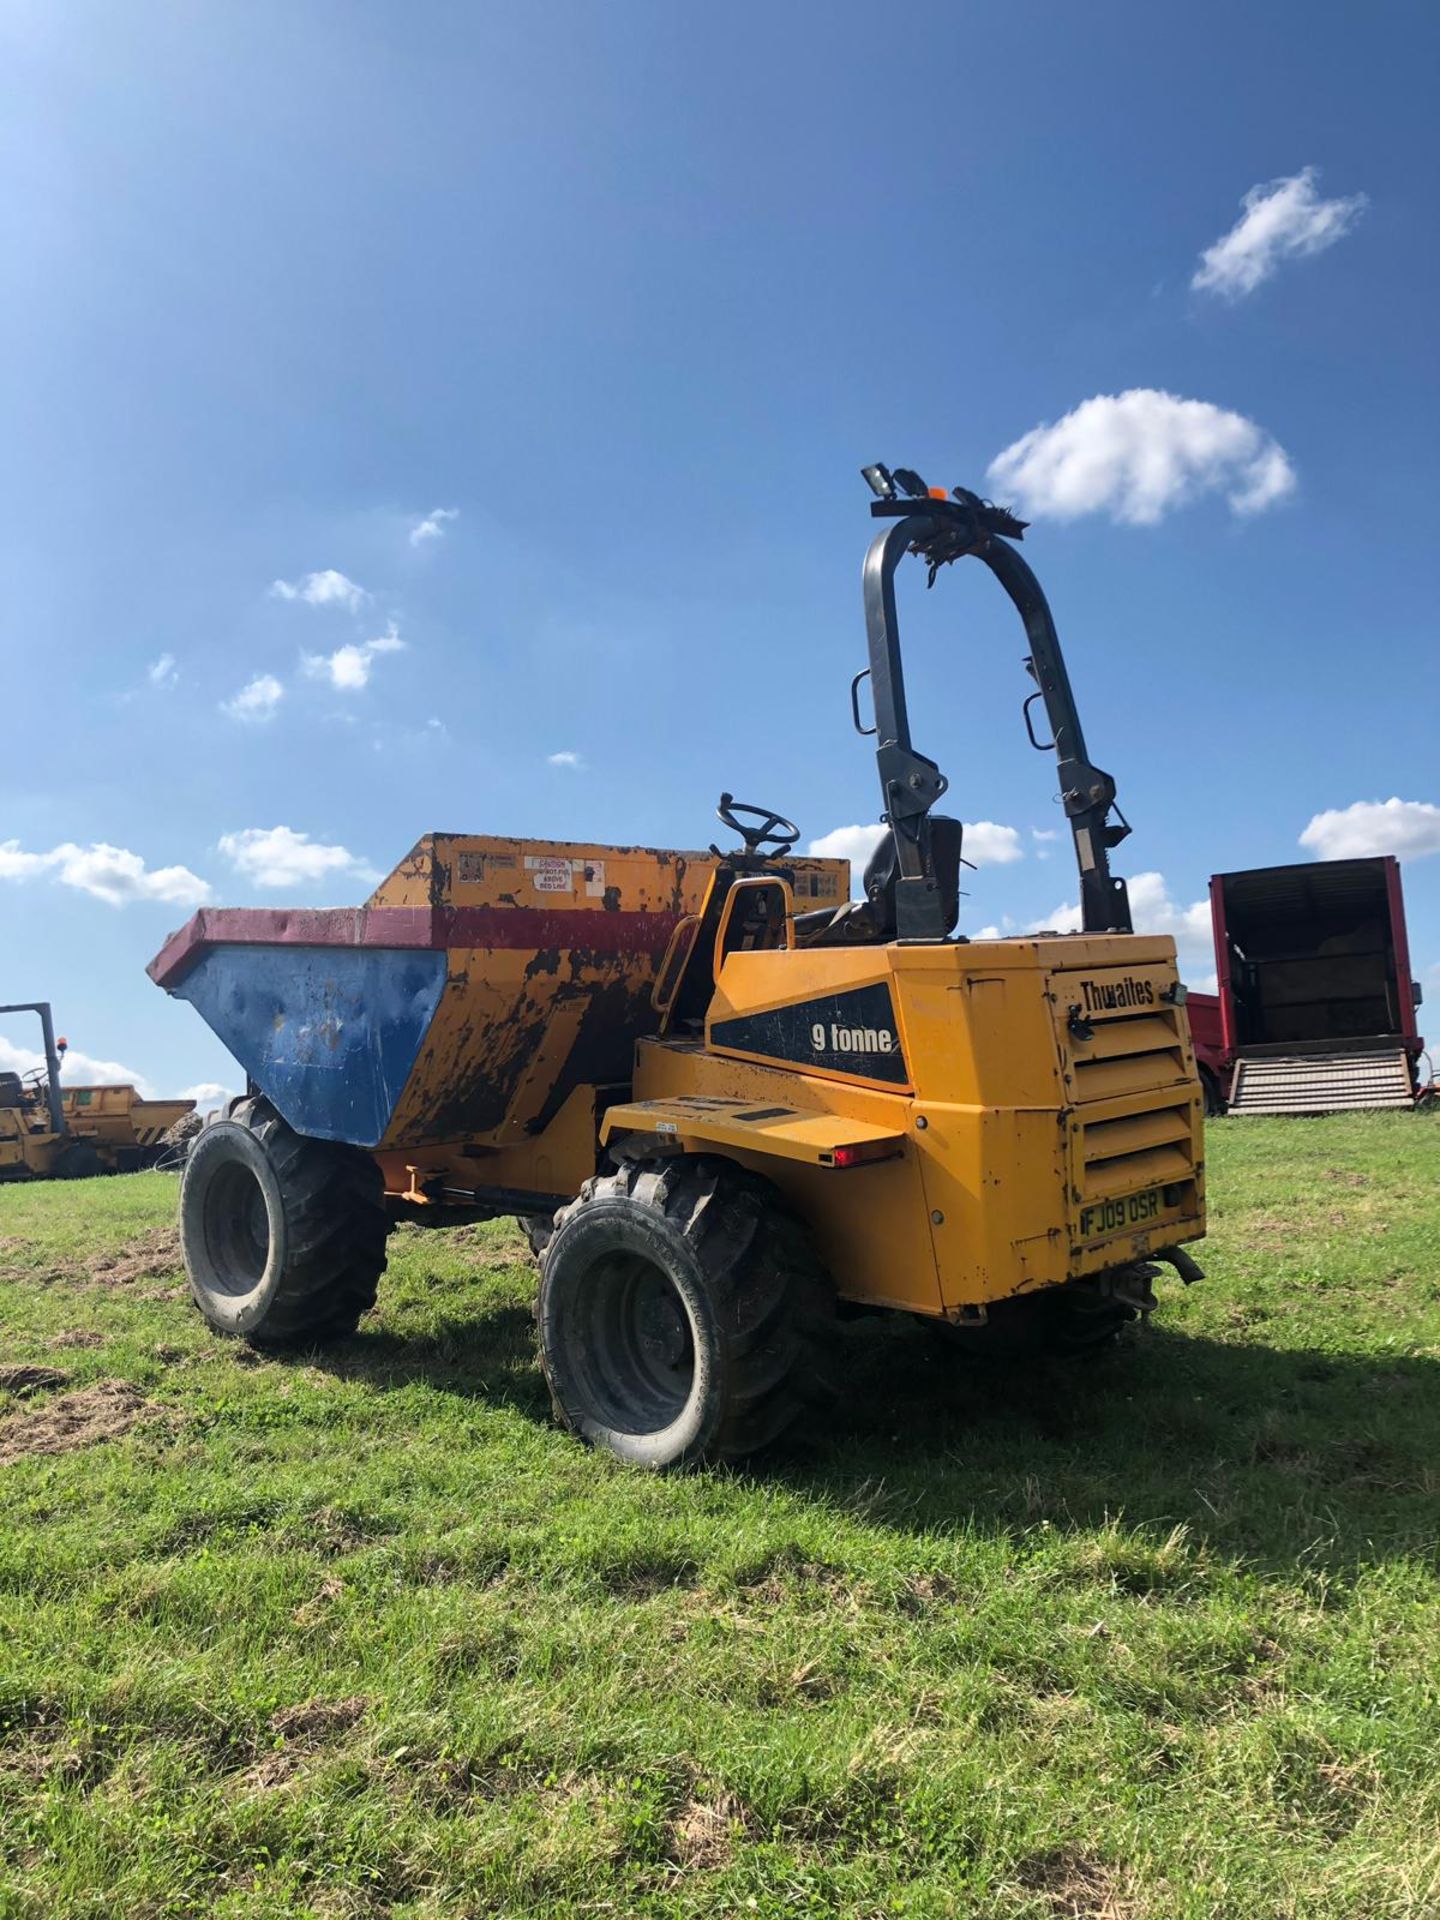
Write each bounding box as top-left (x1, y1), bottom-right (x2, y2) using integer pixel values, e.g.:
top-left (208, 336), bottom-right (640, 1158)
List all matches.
top-left (648, 932), bottom-right (1205, 1315)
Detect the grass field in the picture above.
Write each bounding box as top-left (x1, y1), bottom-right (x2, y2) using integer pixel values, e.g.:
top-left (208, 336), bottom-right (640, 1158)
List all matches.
top-left (1, 1115), bottom-right (1438, 1919)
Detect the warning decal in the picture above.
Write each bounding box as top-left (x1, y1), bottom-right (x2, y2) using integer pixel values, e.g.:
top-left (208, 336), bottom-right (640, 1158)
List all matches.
top-left (526, 856), bottom-right (575, 894)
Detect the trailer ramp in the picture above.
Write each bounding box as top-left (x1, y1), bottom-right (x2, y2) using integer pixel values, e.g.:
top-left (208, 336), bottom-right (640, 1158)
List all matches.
top-left (1228, 1047), bottom-right (1414, 1116)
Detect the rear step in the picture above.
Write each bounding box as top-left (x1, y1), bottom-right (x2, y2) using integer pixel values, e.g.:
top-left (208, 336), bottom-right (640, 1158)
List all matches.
top-left (1228, 1047), bottom-right (1414, 1116)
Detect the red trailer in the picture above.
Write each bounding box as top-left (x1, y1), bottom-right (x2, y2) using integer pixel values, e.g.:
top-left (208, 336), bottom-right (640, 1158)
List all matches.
top-left (1186, 856), bottom-right (1425, 1116)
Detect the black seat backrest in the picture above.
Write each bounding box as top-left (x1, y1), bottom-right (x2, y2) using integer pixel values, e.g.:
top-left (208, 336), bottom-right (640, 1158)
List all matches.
top-left (862, 816), bottom-right (964, 940)
top-left (0, 1072), bottom-right (23, 1110)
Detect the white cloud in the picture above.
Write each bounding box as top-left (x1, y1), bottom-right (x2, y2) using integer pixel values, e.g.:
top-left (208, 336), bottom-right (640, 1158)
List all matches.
top-left (809, 823), bottom-right (889, 872)
top-left (1031, 828), bottom-right (1059, 842)
top-left (303, 621), bottom-right (406, 692)
top-left (0, 1039), bottom-right (237, 1106)
top-left (218, 825), bottom-right (379, 890)
top-left (178, 1081), bottom-right (234, 1114)
top-left (809, 820), bottom-right (1021, 871)
top-left (0, 1031), bottom-right (157, 1095)
top-left (50, 845), bottom-right (213, 909)
top-left (1193, 167), bottom-right (1367, 301)
top-left (1299, 797), bottom-right (1440, 863)
top-left (1029, 871), bottom-right (1212, 958)
top-left (965, 822), bottom-right (1023, 866)
top-left (147, 652), bottom-right (179, 688)
top-left (1189, 973), bottom-right (1220, 996)
top-left (0, 842), bottom-right (57, 881)
top-left (270, 569), bottom-right (368, 611)
top-left (547, 750), bottom-right (585, 770)
top-left (223, 673), bottom-right (284, 723)
top-left (1029, 898), bottom-right (1085, 936)
top-left (987, 389), bottom-right (1295, 526)
top-left (0, 839), bottom-right (211, 908)
top-left (1128, 872), bottom-right (1213, 955)
top-left (409, 507), bottom-right (459, 547)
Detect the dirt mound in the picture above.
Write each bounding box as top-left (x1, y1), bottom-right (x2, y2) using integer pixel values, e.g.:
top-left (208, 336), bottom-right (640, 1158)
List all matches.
top-left (268, 1696), bottom-right (367, 1742)
top-left (246, 1696), bottom-right (368, 1785)
top-left (0, 1226), bottom-right (184, 1297)
top-left (50, 1330), bottom-right (106, 1351)
top-left (86, 1228), bottom-right (183, 1292)
top-left (669, 1793), bottom-right (756, 1871)
top-left (0, 1365), bottom-right (70, 1398)
top-left (1015, 1848), bottom-right (1137, 1919)
top-left (0, 1380), bottom-right (151, 1466)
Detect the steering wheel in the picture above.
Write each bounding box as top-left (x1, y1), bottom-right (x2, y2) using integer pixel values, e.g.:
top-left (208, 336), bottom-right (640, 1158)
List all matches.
top-left (715, 791), bottom-right (800, 856)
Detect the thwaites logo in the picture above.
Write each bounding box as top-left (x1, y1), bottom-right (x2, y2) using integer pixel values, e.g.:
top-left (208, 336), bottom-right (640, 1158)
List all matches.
top-left (1076, 974), bottom-right (1156, 1015)
top-left (710, 981), bottom-right (909, 1085)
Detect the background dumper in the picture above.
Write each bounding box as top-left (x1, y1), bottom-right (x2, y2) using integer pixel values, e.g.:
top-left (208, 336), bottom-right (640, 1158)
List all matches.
top-left (0, 1001), bottom-right (195, 1181)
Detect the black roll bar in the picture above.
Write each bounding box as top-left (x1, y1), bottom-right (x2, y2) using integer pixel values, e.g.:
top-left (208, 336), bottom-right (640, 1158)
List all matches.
top-left (0, 1002), bottom-right (67, 1135)
top-left (860, 495), bottom-right (1133, 944)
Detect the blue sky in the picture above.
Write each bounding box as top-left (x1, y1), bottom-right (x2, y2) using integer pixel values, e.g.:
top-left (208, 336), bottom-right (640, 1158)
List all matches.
top-left (2, 0), bottom-right (1437, 1101)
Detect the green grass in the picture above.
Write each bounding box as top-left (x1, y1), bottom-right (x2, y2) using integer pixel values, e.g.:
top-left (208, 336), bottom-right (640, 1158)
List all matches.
top-left (2, 1115), bottom-right (1438, 1918)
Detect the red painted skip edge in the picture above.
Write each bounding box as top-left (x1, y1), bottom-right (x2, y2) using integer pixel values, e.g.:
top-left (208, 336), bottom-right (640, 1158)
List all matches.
top-left (147, 903), bottom-right (686, 990)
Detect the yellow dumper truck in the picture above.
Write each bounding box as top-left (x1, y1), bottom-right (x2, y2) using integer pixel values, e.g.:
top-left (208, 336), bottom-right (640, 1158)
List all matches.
top-left (151, 469), bottom-right (1207, 1464)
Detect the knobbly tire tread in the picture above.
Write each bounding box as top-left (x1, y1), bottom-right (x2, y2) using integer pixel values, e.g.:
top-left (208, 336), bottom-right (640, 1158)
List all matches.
top-left (182, 1095), bottom-right (386, 1348)
top-left (537, 1155), bottom-right (838, 1467)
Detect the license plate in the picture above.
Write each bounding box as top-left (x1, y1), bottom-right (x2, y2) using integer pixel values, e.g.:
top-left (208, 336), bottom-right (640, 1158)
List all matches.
top-left (1078, 1186), bottom-right (1164, 1241)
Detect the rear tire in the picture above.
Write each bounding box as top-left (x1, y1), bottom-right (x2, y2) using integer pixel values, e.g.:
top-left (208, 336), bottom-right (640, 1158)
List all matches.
top-left (179, 1096), bottom-right (386, 1347)
top-left (1199, 1069), bottom-right (1225, 1118)
top-left (536, 1157), bottom-right (836, 1468)
top-left (55, 1143), bottom-right (104, 1180)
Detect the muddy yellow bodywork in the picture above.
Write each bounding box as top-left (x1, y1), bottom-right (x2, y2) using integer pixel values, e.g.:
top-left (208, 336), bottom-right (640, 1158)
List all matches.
top-left (150, 834), bottom-right (850, 1189)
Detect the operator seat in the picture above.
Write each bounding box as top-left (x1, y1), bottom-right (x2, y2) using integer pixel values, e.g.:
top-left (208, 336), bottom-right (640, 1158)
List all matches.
top-left (794, 816), bottom-right (965, 946)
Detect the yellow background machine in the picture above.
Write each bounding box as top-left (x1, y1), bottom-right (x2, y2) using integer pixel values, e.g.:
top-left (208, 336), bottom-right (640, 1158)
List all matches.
top-left (155, 470), bottom-right (1206, 1465)
top-left (0, 1001), bottom-right (194, 1181)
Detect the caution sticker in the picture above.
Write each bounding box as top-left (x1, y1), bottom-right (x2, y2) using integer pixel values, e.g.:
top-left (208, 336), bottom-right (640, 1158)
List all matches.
top-left (526, 855), bottom-right (575, 894)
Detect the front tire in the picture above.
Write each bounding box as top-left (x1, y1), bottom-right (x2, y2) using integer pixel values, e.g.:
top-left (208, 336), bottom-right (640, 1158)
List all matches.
top-left (536, 1158), bottom-right (835, 1468)
top-left (179, 1096), bottom-right (386, 1347)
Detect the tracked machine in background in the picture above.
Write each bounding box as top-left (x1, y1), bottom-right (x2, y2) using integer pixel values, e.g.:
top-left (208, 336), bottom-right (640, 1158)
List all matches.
top-left (0, 1001), bottom-right (195, 1180)
top-left (151, 468), bottom-right (1207, 1466)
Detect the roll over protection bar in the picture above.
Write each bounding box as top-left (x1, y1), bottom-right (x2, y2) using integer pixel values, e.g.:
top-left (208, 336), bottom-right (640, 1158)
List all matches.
top-left (859, 484), bottom-right (1133, 943)
top-left (0, 1002), bottom-right (67, 1137)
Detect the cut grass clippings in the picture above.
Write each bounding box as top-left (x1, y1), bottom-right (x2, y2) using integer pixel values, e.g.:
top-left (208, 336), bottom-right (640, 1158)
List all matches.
top-left (0, 1113), bottom-right (1438, 1916)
